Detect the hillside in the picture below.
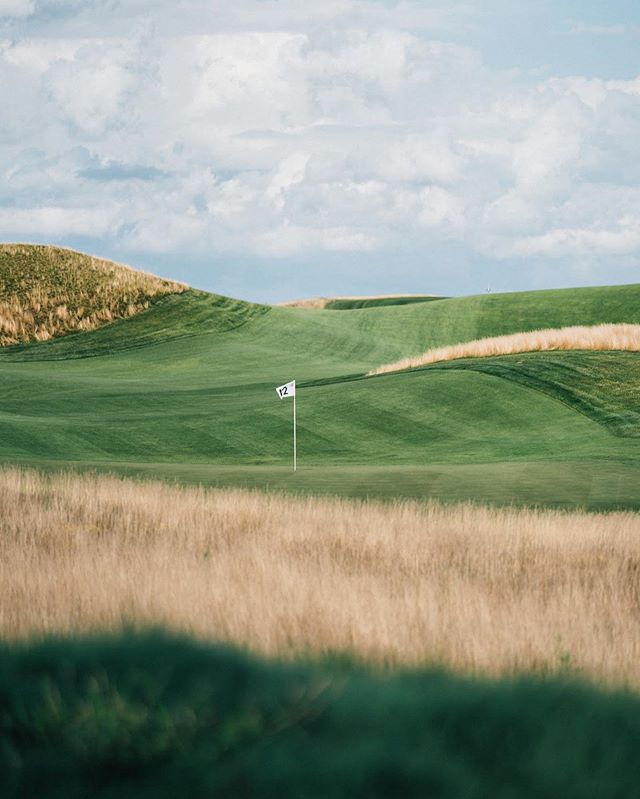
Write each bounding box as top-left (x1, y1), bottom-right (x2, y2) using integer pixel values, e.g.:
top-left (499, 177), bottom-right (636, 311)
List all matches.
top-left (0, 244), bottom-right (185, 345)
top-left (0, 248), bottom-right (639, 508)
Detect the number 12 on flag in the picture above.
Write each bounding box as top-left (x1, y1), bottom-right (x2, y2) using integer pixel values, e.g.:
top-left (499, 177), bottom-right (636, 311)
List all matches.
top-left (276, 380), bottom-right (296, 399)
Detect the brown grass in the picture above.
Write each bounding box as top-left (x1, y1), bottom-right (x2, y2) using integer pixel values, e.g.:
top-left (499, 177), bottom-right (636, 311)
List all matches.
top-left (1, 467), bottom-right (640, 686)
top-left (0, 243), bottom-right (186, 346)
top-left (279, 294), bottom-right (437, 308)
top-left (369, 323), bottom-right (640, 375)
top-left (278, 297), bottom-right (330, 309)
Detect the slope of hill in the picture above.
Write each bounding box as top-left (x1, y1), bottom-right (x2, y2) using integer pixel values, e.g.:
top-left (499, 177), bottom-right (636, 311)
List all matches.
top-left (0, 247), bottom-right (639, 509)
top-left (432, 350), bottom-right (640, 438)
top-left (0, 244), bottom-right (185, 345)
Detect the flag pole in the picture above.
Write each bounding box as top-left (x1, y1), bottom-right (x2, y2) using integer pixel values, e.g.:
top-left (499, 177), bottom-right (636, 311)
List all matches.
top-left (293, 390), bottom-right (297, 472)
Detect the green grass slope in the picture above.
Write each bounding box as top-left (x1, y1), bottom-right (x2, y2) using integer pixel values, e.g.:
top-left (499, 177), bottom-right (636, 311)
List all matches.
top-left (3, 630), bottom-right (640, 799)
top-left (434, 350), bottom-right (640, 437)
top-left (1, 256), bottom-right (639, 508)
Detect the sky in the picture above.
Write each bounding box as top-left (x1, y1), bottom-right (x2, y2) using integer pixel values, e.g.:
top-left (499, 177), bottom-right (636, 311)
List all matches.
top-left (1, 1), bottom-right (639, 302)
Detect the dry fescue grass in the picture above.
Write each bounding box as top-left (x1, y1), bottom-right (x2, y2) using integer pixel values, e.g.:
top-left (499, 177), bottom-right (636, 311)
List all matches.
top-left (369, 323), bottom-right (640, 375)
top-left (279, 294), bottom-right (437, 308)
top-left (2, 468), bottom-right (640, 686)
top-left (0, 243), bottom-right (186, 345)
top-left (278, 297), bottom-right (330, 309)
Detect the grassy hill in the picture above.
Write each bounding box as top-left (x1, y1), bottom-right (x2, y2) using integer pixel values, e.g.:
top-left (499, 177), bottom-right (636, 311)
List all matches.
top-left (1, 245), bottom-right (640, 508)
top-left (0, 244), bottom-right (185, 345)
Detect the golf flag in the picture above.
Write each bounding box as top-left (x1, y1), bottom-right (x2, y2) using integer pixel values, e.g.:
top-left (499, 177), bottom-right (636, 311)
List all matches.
top-left (276, 380), bottom-right (296, 399)
top-left (275, 379), bottom-right (297, 472)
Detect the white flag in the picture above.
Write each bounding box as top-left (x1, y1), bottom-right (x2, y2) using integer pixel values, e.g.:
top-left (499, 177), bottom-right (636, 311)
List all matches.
top-left (276, 380), bottom-right (296, 399)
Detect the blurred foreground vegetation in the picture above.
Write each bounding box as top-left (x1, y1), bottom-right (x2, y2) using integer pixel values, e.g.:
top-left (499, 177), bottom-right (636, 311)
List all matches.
top-left (1, 630), bottom-right (640, 798)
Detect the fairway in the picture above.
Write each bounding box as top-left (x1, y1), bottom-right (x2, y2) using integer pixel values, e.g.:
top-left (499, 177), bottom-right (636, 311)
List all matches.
top-left (1, 279), bottom-right (640, 508)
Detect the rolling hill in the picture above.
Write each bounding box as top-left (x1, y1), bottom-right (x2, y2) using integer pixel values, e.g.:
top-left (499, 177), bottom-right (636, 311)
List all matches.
top-left (0, 243), bottom-right (185, 345)
top-left (1, 245), bottom-right (640, 509)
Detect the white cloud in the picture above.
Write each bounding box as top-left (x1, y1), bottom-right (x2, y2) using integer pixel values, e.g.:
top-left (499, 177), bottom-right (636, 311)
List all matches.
top-left (257, 223), bottom-right (377, 257)
top-left (266, 152), bottom-right (309, 209)
top-left (0, 205), bottom-right (117, 236)
top-left (0, 0), bottom-right (34, 19)
top-left (510, 224), bottom-right (640, 258)
top-left (13, 1), bottom-right (476, 38)
top-left (45, 43), bottom-right (137, 135)
top-left (0, 2), bottom-right (639, 284)
top-left (418, 186), bottom-right (465, 232)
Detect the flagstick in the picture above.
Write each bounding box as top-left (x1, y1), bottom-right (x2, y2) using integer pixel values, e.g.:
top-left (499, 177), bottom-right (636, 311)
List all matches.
top-left (293, 391), bottom-right (297, 472)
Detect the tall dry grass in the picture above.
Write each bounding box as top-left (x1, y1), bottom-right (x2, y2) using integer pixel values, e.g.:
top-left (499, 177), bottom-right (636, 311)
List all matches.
top-left (278, 297), bottom-right (330, 309)
top-left (1, 468), bottom-right (640, 686)
top-left (370, 323), bottom-right (640, 375)
top-left (0, 244), bottom-right (186, 345)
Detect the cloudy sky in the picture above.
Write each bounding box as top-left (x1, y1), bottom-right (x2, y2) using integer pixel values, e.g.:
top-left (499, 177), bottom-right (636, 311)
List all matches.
top-left (1, 1), bottom-right (639, 301)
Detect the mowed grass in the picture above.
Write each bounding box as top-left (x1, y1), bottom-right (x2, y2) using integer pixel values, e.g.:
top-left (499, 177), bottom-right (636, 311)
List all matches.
top-left (436, 350), bottom-right (640, 438)
top-left (4, 467), bottom-right (640, 687)
top-left (324, 295), bottom-right (445, 309)
top-left (1, 348), bottom-right (640, 507)
top-left (0, 254), bottom-right (640, 507)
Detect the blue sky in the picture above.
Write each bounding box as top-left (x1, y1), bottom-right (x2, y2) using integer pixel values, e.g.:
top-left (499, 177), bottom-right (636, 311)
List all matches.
top-left (464, 1), bottom-right (640, 78)
top-left (1, 0), bottom-right (639, 302)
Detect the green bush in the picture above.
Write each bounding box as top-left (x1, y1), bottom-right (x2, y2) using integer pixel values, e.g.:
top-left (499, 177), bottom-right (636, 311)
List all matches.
top-left (1, 631), bottom-right (640, 798)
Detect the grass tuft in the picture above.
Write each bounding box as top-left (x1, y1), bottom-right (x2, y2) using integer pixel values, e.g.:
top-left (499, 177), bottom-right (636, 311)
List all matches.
top-left (370, 323), bottom-right (640, 375)
top-left (369, 324), bottom-right (640, 375)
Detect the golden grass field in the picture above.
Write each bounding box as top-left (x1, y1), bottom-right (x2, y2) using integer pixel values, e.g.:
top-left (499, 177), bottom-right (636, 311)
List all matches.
top-left (370, 323), bottom-right (640, 375)
top-left (0, 244), bottom-right (185, 345)
top-left (2, 467), bottom-right (640, 687)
